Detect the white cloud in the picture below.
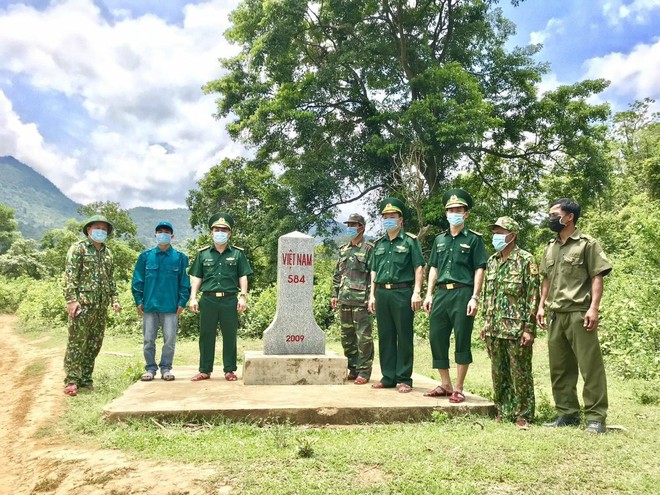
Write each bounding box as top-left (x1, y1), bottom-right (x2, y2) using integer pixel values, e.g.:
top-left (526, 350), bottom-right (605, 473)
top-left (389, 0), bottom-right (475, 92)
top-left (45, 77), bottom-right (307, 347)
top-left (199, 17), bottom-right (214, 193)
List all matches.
top-left (602, 0), bottom-right (660, 25)
top-left (529, 17), bottom-right (564, 46)
top-left (582, 38), bottom-right (660, 109)
top-left (0, 0), bottom-right (243, 208)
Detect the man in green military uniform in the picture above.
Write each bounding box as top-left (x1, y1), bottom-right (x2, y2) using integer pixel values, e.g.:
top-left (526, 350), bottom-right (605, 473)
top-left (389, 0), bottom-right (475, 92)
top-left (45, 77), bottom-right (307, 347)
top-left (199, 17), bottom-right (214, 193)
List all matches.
top-left (368, 198), bottom-right (425, 393)
top-left (423, 189), bottom-right (488, 403)
top-left (62, 214), bottom-right (121, 396)
top-left (331, 213), bottom-right (374, 384)
top-left (480, 216), bottom-right (540, 427)
top-left (537, 199), bottom-right (612, 434)
top-left (189, 212), bottom-right (253, 382)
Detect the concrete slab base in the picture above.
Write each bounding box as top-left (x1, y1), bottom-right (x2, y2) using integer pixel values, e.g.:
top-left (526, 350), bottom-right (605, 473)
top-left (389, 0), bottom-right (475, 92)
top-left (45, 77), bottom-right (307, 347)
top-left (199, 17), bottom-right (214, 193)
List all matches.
top-left (103, 366), bottom-right (495, 425)
top-left (242, 350), bottom-right (347, 385)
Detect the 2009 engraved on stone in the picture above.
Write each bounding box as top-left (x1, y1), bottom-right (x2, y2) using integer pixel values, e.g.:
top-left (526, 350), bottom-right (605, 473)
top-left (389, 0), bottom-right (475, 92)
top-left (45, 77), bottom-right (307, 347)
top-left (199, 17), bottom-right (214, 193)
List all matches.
top-left (285, 335), bottom-right (305, 342)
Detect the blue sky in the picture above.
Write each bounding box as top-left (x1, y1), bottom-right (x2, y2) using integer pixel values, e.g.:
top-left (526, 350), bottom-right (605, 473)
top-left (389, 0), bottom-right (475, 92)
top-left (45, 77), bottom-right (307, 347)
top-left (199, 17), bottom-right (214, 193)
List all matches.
top-left (0, 0), bottom-right (658, 209)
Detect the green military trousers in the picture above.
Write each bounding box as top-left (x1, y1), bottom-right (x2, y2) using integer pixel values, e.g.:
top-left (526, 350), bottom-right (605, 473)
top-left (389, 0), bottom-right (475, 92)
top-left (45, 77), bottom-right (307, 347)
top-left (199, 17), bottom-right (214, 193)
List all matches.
top-left (429, 286), bottom-right (474, 369)
top-left (485, 336), bottom-right (535, 422)
top-left (64, 306), bottom-right (108, 387)
top-left (548, 311), bottom-right (608, 422)
top-left (199, 294), bottom-right (239, 374)
top-left (339, 304), bottom-right (374, 379)
top-left (374, 287), bottom-right (414, 387)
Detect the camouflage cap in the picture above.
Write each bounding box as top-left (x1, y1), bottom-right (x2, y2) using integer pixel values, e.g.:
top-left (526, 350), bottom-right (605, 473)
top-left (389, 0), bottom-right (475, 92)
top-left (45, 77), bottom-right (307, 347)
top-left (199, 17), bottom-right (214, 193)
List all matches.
top-left (443, 188), bottom-right (473, 210)
top-left (343, 213), bottom-right (366, 225)
top-left (379, 197), bottom-right (406, 216)
top-left (82, 214), bottom-right (114, 235)
top-left (489, 216), bottom-right (520, 233)
top-left (155, 220), bottom-right (174, 233)
top-left (208, 212), bottom-right (234, 230)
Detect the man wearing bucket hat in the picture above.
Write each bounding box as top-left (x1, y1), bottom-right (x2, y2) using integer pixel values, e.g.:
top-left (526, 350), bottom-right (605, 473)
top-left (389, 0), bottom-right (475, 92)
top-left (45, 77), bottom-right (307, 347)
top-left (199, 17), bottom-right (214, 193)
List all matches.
top-left (188, 212), bottom-right (253, 382)
top-left (131, 221), bottom-right (191, 382)
top-left (62, 214), bottom-right (121, 396)
top-left (331, 213), bottom-right (374, 384)
top-left (367, 198), bottom-right (425, 393)
top-left (423, 189), bottom-right (488, 403)
top-left (480, 216), bottom-right (540, 427)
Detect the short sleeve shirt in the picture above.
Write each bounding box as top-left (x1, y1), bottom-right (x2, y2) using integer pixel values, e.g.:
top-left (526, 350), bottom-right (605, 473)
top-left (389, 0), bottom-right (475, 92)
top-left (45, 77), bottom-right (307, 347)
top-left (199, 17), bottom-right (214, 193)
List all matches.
top-left (369, 230), bottom-right (425, 284)
top-left (540, 229), bottom-right (612, 312)
top-left (189, 244), bottom-right (253, 292)
top-left (428, 227), bottom-right (489, 285)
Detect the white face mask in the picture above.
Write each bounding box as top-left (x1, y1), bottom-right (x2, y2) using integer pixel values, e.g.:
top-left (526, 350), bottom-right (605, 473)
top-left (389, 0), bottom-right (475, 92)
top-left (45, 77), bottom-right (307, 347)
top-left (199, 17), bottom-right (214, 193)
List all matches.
top-left (447, 213), bottom-right (465, 227)
top-left (213, 231), bottom-right (229, 245)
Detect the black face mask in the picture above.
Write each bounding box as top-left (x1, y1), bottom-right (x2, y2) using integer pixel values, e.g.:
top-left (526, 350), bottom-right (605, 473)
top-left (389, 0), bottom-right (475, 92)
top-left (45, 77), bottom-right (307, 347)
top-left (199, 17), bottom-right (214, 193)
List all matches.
top-left (548, 215), bottom-right (565, 232)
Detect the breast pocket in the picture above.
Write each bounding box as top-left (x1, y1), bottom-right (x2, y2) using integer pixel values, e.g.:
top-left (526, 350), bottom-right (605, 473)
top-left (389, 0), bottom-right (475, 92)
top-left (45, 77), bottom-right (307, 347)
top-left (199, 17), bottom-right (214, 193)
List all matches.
top-left (146, 262), bottom-right (159, 279)
top-left (393, 246), bottom-right (409, 266)
top-left (502, 270), bottom-right (523, 297)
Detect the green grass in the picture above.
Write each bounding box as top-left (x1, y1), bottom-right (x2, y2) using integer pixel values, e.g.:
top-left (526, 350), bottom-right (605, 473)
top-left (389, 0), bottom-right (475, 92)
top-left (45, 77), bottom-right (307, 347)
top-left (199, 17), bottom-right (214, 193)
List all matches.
top-left (34, 327), bottom-right (660, 494)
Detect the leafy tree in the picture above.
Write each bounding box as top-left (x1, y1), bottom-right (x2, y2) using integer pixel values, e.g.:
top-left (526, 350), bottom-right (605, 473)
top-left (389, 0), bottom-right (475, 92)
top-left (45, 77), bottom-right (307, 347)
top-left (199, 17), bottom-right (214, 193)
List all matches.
top-left (205, 0), bottom-right (610, 242)
top-left (40, 220), bottom-right (80, 276)
top-left (78, 201), bottom-right (143, 250)
top-left (0, 204), bottom-right (19, 255)
top-left (0, 238), bottom-right (48, 279)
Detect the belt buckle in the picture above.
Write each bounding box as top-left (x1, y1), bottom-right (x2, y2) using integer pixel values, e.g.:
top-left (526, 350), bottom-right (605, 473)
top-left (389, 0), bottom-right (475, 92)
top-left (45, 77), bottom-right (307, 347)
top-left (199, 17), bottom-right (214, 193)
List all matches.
top-left (216, 292), bottom-right (225, 297)
top-left (446, 283), bottom-right (455, 290)
top-left (384, 283), bottom-right (392, 289)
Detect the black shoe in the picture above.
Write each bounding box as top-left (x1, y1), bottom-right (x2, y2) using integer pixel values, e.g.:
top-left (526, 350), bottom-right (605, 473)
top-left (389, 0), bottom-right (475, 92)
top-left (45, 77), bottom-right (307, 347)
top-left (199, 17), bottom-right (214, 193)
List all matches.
top-left (585, 420), bottom-right (606, 434)
top-left (543, 416), bottom-right (580, 427)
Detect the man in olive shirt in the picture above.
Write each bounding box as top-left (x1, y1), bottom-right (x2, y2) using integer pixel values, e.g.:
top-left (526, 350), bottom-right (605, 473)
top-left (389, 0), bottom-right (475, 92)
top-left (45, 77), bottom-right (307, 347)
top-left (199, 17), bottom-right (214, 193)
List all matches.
top-left (331, 213), bottom-right (374, 384)
top-left (367, 198), bottom-right (425, 393)
top-left (537, 198), bottom-right (612, 434)
top-left (423, 189), bottom-right (488, 403)
top-left (189, 212), bottom-right (253, 381)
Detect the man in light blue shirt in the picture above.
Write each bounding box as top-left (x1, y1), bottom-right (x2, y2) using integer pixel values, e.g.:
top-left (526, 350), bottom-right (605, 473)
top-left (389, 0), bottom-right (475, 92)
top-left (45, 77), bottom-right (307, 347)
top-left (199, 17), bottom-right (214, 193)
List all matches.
top-left (131, 221), bottom-right (191, 381)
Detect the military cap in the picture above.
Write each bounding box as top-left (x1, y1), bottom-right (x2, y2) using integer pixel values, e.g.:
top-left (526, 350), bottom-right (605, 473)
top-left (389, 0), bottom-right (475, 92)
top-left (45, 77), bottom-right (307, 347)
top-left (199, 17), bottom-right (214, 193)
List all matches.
top-left (489, 216), bottom-right (520, 233)
top-left (82, 214), bottom-right (114, 235)
top-left (443, 188), bottom-right (473, 210)
top-left (155, 220), bottom-right (174, 233)
top-left (379, 197), bottom-right (406, 216)
top-left (343, 213), bottom-right (366, 225)
top-left (208, 212), bottom-right (234, 230)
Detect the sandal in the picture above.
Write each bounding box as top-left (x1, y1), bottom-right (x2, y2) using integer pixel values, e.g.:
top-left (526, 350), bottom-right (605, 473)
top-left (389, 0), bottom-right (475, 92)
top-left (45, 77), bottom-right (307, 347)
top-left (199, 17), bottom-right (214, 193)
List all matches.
top-left (64, 383), bottom-right (78, 396)
top-left (354, 376), bottom-right (369, 385)
top-left (424, 385), bottom-right (452, 397)
top-left (161, 371), bottom-right (175, 381)
top-left (224, 371), bottom-right (238, 381)
top-left (141, 371), bottom-right (156, 382)
top-left (449, 391), bottom-right (466, 403)
top-left (191, 372), bottom-right (211, 381)
top-left (397, 383), bottom-right (413, 394)
top-left (371, 382), bottom-right (387, 389)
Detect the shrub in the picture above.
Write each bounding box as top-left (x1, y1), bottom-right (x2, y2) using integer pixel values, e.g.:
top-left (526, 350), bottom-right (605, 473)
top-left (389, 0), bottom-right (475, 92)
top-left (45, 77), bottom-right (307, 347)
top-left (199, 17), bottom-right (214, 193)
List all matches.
top-left (16, 278), bottom-right (68, 331)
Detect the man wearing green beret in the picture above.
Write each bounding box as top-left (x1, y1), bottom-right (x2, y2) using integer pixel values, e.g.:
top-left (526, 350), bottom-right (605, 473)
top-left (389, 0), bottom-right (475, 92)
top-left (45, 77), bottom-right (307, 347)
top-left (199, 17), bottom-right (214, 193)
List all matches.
top-left (331, 213), bottom-right (374, 384)
top-left (188, 212), bottom-right (253, 382)
top-left (423, 189), bottom-right (488, 403)
top-left (537, 199), bottom-right (612, 434)
top-left (368, 198), bottom-right (425, 393)
top-left (480, 216), bottom-right (540, 427)
top-left (62, 214), bottom-right (121, 396)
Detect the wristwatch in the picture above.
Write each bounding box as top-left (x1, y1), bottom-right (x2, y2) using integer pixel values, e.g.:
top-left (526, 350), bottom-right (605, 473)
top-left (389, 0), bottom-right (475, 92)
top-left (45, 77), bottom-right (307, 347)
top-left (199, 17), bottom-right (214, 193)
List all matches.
top-left (470, 295), bottom-right (480, 302)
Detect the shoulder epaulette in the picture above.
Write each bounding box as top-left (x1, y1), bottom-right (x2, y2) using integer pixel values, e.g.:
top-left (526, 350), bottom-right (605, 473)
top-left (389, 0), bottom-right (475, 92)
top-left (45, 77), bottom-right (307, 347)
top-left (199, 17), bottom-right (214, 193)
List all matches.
top-left (198, 245), bottom-right (210, 252)
top-left (364, 240), bottom-right (375, 248)
top-left (468, 229), bottom-right (483, 237)
top-left (374, 235), bottom-right (386, 243)
top-left (405, 232), bottom-right (418, 239)
top-left (233, 245), bottom-right (245, 251)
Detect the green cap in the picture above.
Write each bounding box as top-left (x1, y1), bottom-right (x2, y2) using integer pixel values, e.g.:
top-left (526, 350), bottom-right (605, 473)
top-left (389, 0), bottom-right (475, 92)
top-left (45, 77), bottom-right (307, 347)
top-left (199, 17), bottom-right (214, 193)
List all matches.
top-left (379, 197), bottom-right (406, 216)
top-left (155, 221), bottom-right (174, 233)
top-left (208, 212), bottom-right (234, 230)
top-left (343, 213), bottom-right (366, 225)
top-left (489, 216), bottom-right (520, 233)
top-left (82, 214), bottom-right (114, 235)
top-left (443, 188), bottom-right (473, 210)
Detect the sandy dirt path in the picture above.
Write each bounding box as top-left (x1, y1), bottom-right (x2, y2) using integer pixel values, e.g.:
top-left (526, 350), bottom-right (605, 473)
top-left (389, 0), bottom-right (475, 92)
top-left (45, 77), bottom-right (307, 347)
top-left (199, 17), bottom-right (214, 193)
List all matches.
top-left (0, 314), bottom-right (231, 495)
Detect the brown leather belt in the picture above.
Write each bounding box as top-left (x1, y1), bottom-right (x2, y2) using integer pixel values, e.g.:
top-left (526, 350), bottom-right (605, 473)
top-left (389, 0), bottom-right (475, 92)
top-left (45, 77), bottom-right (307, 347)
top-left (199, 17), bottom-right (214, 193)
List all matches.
top-left (436, 282), bottom-right (470, 290)
top-left (375, 283), bottom-right (413, 289)
top-left (202, 291), bottom-right (237, 297)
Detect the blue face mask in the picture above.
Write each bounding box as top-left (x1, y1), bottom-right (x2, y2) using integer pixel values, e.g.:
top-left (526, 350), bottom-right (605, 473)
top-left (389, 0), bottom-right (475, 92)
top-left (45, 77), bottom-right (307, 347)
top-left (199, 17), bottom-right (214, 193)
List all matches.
top-left (156, 232), bottom-right (172, 246)
top-left (90, 229), bottom-right (107, 243)
top-left (382, 218), bottom-right (399, 232)
top-left (492, 233), bottom-right (510, 252)
top-left (447, 213), bottom-right (465, 227)
top-left (346, 226), bottom-right (358, 238)
top-left (213, 231), bottom-right (229, 245)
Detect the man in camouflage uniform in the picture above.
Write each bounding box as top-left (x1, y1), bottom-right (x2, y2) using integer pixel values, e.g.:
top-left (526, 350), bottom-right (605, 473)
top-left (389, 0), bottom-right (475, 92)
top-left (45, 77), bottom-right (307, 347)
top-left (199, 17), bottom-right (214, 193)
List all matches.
top-left (331, 213), bottom-right (374, 384)
top-left (481, 216), bottom-right (540, 428)
top-left (63, 214), bottom-right (121, 396)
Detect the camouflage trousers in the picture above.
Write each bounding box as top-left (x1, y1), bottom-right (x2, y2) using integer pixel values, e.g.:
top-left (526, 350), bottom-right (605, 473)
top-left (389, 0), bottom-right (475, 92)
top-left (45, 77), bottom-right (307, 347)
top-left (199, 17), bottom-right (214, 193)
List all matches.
top-left (339, 304), bottom-right (374, 379)
top-left (485, 336), bottom-right (535, 422)
top-left (64, 306), bottom-right (108, 387)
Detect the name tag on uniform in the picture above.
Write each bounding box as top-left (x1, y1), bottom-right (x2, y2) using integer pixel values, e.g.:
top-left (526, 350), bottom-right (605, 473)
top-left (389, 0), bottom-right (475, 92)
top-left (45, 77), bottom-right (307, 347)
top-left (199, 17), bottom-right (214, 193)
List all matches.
top-left (203, 259), bottom-right (214, 265)
top-left (226, 257), bottom-right (235, 261)
top-left (396, 245), bottom-right (407, 252)
top-left (460, 243), bottom-right (471, 249)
